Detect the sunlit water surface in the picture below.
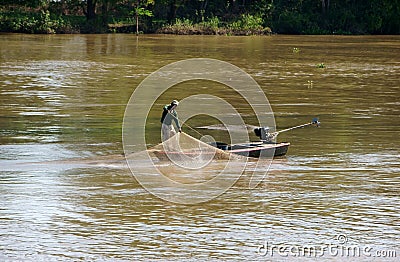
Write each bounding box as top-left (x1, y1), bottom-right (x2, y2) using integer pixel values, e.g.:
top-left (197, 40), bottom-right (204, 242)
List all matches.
top-left (1, 34), bottom-right (399, 261)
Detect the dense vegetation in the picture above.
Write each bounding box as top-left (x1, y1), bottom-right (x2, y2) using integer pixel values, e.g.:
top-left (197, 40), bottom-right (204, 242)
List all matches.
top-left (1, 0), bottom-right (399, 34)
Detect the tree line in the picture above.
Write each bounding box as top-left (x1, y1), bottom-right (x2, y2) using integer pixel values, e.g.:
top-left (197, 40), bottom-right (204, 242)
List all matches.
top-left (0, 0), bottom-right (399, 34)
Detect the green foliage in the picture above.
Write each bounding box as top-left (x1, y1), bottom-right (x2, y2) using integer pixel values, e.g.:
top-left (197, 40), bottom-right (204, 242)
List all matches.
top-left (134, 7), bottom-right (153, 18)
top-left (229, 14), bottom-right (263, 31)
top-left (200, 16), bottom-right (220, 30)
top-left (0, 0), bottom-right (399, 34)
top-left (157, 18), bottom-right (197, 34)
top-left (292, 47), bottom-right (300, 54)
top-left (227, 14), bottom-right (271, 35)
top-left (270, 0), bottom-right (399, 34)
top-left (0, 10), bottom-right (81, 33)
top-left (157, 15), bottom-right (271, 35)
top-left (174, 18), bottom-right (193, 28)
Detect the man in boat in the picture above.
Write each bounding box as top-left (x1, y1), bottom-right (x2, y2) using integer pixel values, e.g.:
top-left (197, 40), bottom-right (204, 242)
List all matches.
top-left (160, 99), bottom-right (181, 141)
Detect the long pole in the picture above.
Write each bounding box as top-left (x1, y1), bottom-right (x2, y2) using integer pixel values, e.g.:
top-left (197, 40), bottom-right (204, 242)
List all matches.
top-left (273, 122), bottom-right (314, 135)
top-left (272, 118), bottom-right (320, 137)
top-left (167, 111), bottom-right (204, 137)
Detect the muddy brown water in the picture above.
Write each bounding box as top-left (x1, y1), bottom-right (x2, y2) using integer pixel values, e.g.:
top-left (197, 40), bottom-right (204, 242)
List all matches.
top-left (0, 34), bottom-right (399, 260)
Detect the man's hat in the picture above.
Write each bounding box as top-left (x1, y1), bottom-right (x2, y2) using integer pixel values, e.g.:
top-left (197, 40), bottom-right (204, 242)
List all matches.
top-left (171, 100), bottom-right (179, 105)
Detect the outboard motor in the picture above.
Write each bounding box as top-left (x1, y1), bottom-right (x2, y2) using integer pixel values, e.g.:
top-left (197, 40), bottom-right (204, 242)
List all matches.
top-left (254, 127), bottom-right (273, 143)
top-left (254, 118), bottom-right (320, 144)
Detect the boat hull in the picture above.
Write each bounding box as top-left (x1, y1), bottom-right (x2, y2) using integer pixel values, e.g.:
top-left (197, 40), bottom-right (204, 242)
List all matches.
top-left (227, 142), bottom-right (290, 158)
top-left (152, 142), bottom-right (290, 161)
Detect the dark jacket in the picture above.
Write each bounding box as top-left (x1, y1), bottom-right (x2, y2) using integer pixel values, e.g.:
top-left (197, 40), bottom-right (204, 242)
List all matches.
top-left (160, 104), bottom-right (180, 129)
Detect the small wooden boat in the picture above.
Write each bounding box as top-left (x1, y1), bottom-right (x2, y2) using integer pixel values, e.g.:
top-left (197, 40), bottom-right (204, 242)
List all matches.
top-left (151, 141), bottom-right (289, 160)
top-left (152, 119), bottom-right (319, 160)
top-left (210, 141), bottom-right (290, 158)
top-left (208, 118), bottom-right (320, 158)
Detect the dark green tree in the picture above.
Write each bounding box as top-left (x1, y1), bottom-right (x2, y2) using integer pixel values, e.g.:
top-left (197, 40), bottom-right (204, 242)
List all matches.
top-left (131, 0), bottom-right (154, 34)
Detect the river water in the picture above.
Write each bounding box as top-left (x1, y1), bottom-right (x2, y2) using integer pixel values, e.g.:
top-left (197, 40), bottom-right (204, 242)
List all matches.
top-left (0, 34), bottom-right (399, 260)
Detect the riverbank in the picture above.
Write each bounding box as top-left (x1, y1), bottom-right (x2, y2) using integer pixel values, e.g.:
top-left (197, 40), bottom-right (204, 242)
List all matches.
top-left (1, 1), bottom-right (399, 35)
top-left (155, 16), bottom-right (272, 36)
top-left (1, 8), bottom-right (398, 35)
top-left (109, 18), bottom-right (272, 36)
top-left (0, 11), bottom-right (271, 35)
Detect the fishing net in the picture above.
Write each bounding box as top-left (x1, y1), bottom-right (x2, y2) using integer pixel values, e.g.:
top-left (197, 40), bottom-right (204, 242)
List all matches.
top-left (123, 132), bottom-right (248, 185)
top-left (148, 132), bottom-right (244, 163)
top-left (123, 132), bottom-right (277, 204)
